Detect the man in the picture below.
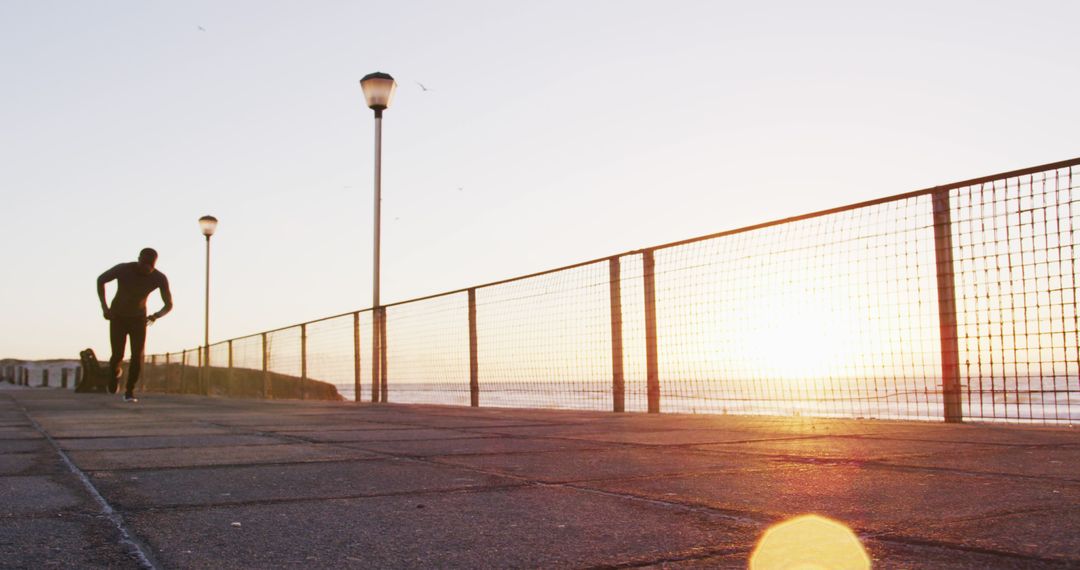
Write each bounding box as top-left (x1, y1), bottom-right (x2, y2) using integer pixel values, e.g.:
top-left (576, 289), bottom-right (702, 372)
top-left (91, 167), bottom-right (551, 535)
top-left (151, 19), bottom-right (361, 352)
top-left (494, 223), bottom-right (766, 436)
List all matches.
top-left (97, 248), bottom-right (173, 402)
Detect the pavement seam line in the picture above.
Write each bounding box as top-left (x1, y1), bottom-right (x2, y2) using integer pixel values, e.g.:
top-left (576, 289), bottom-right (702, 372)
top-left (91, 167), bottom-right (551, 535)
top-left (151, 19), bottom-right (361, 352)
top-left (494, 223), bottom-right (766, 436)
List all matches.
top-left (120, 482), bottom-right (531, 513)
top-left (871, 534), bottom-right (1080, 564)
top-left (13, 397), bottom-right (163, 570)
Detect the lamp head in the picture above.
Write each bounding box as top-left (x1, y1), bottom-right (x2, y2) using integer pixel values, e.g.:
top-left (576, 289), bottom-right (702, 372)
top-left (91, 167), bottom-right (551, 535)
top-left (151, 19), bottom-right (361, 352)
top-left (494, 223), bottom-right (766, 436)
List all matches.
top-left (199, 215), bottom-right (218, 237)
top-left (360, 72), bottom-right (397, 112)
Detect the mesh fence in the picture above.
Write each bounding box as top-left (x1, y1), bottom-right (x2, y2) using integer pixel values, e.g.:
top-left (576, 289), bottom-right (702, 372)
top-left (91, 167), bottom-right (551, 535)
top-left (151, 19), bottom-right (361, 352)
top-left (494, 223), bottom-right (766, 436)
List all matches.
top-left (266, 327), bottom-right (301, 380)
top-left (475, 263), bottom-right (613, 410)
top-left (146, 158), bottom-right (1080, 424)
top-left (953, 168), bottom-right (1080, 422)
top-left (208, 342), bottom-right (228, 369)
top-left (384, 294), bottom-right (471, 406)
top-left (232, 334), bottom-right (263, 372)
top-left (305, 314), bottom-right (359, 402)
top-left (651, 197), bottom-right (942, 419)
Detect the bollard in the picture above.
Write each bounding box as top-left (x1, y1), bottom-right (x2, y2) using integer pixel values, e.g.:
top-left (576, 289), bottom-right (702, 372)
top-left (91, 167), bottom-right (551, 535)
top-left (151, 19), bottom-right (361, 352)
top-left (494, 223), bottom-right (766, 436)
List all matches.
top-left (75, 366), bottom-right (82, 389)
top-left (41, 369), bottom-right (49, 387)
top-left (61, 368), bottom-right (69, 389)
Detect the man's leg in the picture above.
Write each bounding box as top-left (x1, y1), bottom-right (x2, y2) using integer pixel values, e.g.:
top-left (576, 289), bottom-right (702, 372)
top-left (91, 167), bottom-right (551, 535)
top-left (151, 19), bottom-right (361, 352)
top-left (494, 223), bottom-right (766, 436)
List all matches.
top-left (125, 319), bottom-right (147, 398)
top-left (107, 318), bottom-right (127, 394)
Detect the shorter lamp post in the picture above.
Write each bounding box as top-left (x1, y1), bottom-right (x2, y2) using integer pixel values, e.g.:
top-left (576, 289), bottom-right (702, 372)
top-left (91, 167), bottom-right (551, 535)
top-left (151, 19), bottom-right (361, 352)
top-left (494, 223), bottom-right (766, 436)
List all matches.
top-left (199, 215), bottom-right (218, 394)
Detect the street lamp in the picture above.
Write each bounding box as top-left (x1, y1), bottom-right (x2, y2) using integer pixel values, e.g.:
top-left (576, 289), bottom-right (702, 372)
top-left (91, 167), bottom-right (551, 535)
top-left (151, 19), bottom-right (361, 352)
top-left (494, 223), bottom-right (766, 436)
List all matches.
top-left (360, 71), bottom-right (396, 403)
top-left (199, 215), bottom-right (218, 395)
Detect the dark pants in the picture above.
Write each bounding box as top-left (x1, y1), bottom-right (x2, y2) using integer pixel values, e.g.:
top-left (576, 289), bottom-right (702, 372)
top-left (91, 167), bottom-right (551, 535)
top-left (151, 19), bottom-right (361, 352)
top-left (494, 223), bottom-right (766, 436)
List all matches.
top-left (109, 316), bottom-right (146, 396)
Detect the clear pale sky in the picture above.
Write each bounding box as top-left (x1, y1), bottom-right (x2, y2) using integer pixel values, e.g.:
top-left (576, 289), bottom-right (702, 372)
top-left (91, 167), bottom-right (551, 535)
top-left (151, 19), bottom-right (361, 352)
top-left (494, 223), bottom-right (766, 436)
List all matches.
top-left (2, 0), bottom-right (1078, 360)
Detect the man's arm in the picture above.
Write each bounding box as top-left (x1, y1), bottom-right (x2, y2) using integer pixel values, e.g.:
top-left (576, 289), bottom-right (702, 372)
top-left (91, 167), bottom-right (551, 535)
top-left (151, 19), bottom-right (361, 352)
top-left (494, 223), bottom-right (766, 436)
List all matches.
top-left (149, 276), bottom-right (173, 322)
top-left (96, 264), bottom-right (123, 320)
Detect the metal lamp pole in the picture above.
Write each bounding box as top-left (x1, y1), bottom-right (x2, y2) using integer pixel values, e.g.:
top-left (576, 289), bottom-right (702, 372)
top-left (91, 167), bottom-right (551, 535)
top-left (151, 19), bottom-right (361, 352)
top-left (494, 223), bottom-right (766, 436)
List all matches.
top-left (198, 215), bottom-right (218, 395)
top-left (360, 72), bottom-right (396, 403)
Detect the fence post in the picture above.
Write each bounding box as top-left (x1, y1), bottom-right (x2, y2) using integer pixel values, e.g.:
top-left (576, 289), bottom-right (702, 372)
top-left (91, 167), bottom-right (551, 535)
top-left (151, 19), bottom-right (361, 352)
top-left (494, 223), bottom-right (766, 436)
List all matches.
top-left (380, 308), bottom-right (388, 403)
top-left (469, 288), bottom-right (479, 407)
top-left (262, 332), bottom-right (271, 399)
top-left (643, 249), bottom-right (661, 413)
top-left (181, 349), bottom-right (188, 393)
top-left (198, 345), bottom-right (205, 395)
top-left (372, 309), bottom-right (381, 403)
top-left (609, 257), bottom-right (625, 413)
top-left (164, 353), bottom-right (171, 392)
top-left (932, 189), bottom-right (964, 423)
top-left (353, 312), bottom-right (361, 403)
top-left (300, 323), bottom-right (307, 400)
top-left (61, 368), bottom-right (69, 389)
top-left (227, 340), bottom-right (234, 397)
top-left (41, 369), bottom-right (49, 387)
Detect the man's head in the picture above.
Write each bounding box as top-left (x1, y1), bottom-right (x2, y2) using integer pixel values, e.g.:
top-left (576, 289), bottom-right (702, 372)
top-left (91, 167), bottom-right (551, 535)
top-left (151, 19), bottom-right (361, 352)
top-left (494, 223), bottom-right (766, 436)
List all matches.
top-left (137, 248), bottom-right (158, 274)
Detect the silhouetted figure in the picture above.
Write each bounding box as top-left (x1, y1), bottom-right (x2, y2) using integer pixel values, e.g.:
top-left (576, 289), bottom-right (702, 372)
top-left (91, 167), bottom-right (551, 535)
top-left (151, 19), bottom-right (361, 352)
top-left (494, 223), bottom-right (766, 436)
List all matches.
top-left (96, 248), bottom-right (173, 402)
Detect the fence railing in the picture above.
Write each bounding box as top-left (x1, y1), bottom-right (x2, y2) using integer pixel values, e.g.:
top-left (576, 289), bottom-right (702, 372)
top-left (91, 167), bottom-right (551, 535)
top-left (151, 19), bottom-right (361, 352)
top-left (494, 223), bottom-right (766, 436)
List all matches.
top-left (145, 157), bottom-right (1080, 424)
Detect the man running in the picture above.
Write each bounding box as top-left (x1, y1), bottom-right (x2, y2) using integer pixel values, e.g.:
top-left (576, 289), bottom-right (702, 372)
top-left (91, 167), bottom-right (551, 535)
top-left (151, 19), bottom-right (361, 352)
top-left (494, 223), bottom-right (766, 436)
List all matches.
top-left (96, 248), bottom-right (173, 402)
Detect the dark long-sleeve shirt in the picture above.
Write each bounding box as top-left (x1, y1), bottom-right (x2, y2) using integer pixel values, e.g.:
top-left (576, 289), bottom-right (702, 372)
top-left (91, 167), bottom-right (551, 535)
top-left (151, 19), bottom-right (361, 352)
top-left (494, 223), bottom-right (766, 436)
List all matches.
top-left (98, 263), bottom-right (171, 318)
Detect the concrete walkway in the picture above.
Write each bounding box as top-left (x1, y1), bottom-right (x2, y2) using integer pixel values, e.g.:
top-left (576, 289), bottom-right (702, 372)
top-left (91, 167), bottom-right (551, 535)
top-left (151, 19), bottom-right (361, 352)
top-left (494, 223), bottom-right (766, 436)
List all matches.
top-left (3, 389), bottom-right (1079, 569)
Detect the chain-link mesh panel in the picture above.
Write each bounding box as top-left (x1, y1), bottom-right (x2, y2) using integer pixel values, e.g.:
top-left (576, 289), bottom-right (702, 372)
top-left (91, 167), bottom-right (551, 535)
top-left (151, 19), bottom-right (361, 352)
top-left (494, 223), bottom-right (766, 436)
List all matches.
top-left (208, 342), bottom-right (228, 369)
top-left (475, 262), bottom-right (613, 410)
top-left (306, 314), bottom-right (359, 402)
top-left (383, 293), bottom-right (470, 406)
top-left (953, 165), bottom-right (1080, 423)
top-left (266, 327), bottom-right (301, 378)
top-left (180, 349), bottom-right (197, 394)
top-left (651, 197), bottom-right (941, 420)
top-left (231, 335), bottom-right (263, 371)
top-left (265, 326), bottom-right (302, 398)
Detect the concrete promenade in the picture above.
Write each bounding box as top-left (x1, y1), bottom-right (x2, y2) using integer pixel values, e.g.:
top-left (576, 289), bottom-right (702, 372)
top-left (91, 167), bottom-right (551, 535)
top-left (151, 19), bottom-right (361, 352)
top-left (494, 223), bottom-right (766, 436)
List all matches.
top-left (3, 387), bottom-right (1080, 569)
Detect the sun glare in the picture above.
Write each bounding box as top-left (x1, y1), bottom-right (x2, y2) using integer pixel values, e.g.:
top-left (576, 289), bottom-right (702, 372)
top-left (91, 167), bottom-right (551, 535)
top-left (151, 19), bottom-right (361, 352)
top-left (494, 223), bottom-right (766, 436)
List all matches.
top-left (750, 514), bottom-right (871, 570)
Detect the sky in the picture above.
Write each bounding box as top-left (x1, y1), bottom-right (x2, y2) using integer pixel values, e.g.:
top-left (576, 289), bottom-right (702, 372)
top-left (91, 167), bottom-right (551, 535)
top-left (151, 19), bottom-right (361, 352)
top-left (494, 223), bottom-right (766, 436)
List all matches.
top-left (2, 0), bottom-right (1079, 360)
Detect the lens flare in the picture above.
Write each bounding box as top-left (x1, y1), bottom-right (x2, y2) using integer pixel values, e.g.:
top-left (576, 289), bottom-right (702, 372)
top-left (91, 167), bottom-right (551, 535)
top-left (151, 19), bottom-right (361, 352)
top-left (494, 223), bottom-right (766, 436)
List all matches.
top-left (750, 514), bottom-right (870, 570)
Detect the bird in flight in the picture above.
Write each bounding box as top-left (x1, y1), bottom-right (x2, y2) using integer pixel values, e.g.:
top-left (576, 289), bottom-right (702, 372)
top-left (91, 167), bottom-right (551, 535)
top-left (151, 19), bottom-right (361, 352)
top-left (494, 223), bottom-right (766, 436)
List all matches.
top-left (416, 82), bottom-right (433, 92)
top-left (197, 25), bottom-right (206, 32)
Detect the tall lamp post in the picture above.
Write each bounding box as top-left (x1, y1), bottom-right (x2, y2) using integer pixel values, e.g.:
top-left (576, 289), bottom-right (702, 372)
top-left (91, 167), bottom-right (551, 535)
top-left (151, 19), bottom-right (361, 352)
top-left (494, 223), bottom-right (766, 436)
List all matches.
top-left (360, 71), bottom-right (396, 403)
top-left (199, 215), bottom-right (218, 395)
